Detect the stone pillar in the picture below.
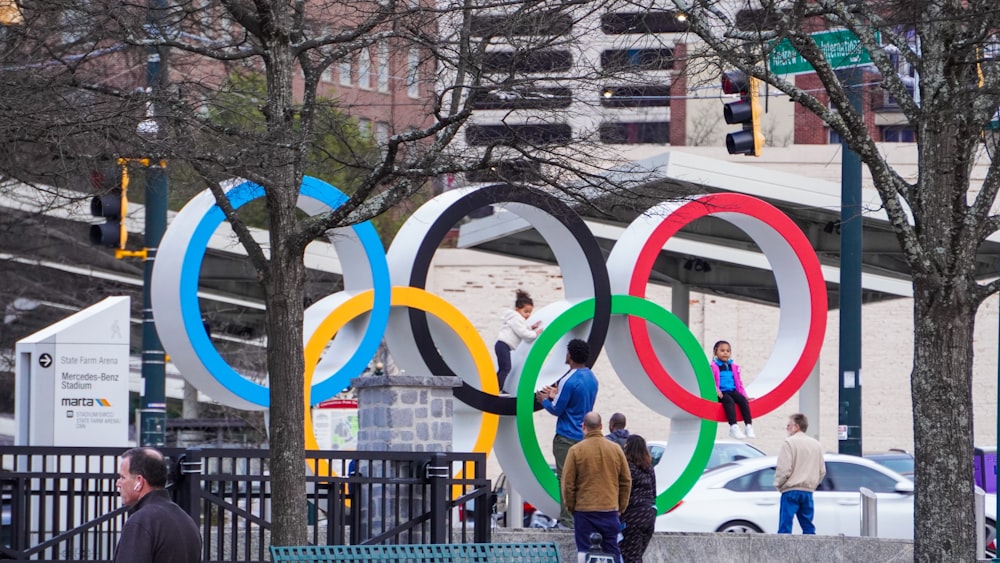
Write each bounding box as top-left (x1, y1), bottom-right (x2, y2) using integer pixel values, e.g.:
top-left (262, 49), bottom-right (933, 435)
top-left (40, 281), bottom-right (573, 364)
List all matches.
top-left (351, 375), bottom-right (460, 541)
top-left (353, 375), bottom-right (459, 452)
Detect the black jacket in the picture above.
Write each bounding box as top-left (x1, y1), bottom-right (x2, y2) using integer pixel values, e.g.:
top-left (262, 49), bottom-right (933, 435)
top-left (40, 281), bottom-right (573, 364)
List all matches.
top-left (114, 489), bottom-right (202, 563)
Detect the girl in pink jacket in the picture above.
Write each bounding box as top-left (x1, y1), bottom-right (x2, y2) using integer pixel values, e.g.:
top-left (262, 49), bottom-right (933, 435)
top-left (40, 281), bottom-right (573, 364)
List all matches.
top-left (710, 340), bottom-right (754, 439)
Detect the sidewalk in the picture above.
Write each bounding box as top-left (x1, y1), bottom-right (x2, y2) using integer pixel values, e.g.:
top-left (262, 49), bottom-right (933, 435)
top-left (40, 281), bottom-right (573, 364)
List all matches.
top-left (492, 528), bottom-right (914, 562)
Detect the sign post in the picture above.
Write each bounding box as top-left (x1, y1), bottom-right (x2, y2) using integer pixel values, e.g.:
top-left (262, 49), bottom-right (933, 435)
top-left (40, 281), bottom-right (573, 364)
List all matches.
top-left (769, 29), bottom-right (870, 454)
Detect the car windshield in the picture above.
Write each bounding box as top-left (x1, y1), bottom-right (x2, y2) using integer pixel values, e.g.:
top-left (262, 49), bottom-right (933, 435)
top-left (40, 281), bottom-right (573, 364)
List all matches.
top-left (709, 443), bottom-right (766, 467)
top-left (648, 442), bottom-right (765, 470)
top-left (871, 457), bottom-right (913, 475)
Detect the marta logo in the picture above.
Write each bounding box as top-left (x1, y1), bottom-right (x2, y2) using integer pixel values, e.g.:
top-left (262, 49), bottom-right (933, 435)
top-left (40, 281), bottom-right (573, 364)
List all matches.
top-left (60, 398), bottom-right (112, 407)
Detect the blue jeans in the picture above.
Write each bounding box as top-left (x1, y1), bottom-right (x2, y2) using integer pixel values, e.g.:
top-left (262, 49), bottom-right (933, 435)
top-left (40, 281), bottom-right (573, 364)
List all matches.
top-left (778, 490), bottom-right (815, 534)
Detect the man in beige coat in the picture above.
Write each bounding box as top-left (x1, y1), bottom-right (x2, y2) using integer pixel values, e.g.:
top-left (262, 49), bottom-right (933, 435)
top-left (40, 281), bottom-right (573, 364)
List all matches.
top-left (774, 413), bottom-right (826, 534)
top-left (562, 411), bottom-right (631, 562)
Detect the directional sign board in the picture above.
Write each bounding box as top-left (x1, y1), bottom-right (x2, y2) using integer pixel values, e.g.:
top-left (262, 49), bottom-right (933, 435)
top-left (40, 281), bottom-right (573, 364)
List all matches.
top-left (769, 28), bottom-right (877, 76)
top-left (14, 296), bottom-right (130, 446)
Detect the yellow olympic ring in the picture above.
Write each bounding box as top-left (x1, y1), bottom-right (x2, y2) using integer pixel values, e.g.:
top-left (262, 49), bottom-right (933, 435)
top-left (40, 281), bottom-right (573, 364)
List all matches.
top-left (303, 287), bottom-right (499, 489)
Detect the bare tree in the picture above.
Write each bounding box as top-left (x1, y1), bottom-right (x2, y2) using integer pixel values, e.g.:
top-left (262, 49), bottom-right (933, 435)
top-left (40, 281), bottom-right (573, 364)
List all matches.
top-left (1, 0), bottom-right (674, 546)
top-left (673, 1), bottom-right (1000, 560)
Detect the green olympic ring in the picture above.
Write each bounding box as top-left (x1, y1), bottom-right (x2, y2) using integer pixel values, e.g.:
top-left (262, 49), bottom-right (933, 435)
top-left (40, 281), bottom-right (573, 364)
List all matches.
top-left (516, 294), bottom-right (717, 513)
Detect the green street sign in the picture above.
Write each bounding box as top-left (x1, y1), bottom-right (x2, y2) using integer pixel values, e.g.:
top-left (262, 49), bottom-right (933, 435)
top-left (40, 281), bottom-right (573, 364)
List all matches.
top-left (768, 28), bottom-right (877, 76)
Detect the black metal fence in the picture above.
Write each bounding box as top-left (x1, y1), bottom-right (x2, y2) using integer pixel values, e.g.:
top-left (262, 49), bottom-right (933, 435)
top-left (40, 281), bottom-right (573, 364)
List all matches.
top-left (0, 446), bottom-right (491, 562)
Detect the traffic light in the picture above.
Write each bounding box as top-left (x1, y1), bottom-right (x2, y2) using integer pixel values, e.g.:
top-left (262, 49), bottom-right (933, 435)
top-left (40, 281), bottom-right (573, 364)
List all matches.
top-left (89, 160), bottom-right (129, 249)
top-left (722, 71), bottom-right (765, 157)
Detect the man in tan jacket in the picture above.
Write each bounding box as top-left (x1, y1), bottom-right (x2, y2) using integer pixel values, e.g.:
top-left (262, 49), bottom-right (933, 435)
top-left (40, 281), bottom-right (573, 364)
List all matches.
top-left (562, 412), bottom-right (631, 562)
top-left (774, 413), bottom-right (826, 534)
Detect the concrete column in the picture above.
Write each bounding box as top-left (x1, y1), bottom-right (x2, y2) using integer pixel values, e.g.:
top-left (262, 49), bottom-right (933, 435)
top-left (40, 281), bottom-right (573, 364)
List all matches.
top-left (799, 362), bottom-right (821, 438)
top-left (178, 381), bottom-right (202, 446)
top-left (671, 281), bottom-right (690, 326)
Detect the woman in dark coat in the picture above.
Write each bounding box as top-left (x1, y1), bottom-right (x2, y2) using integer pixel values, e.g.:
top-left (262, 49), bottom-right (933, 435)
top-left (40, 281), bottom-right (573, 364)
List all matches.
top-left (620, 435), bottom-right (657, 563)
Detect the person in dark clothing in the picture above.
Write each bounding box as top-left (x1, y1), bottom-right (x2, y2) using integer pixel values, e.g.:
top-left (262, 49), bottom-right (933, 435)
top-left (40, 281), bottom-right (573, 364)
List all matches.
top-left (605, 412), bottom-right (630, 449)
top-left (114, 447), bottom-right (202, 563)
top-left (619, 435), bottom-right (657, 563)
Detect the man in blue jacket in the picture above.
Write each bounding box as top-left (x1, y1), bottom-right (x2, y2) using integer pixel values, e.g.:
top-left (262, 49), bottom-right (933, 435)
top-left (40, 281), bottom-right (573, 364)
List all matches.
top-left (535, 338), bottom-right (598, 528)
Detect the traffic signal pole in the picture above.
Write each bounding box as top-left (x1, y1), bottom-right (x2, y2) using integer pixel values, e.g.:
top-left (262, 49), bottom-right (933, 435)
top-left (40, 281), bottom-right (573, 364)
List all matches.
top-left (838, 70), bottom-right (863, 455)
top-left (138, 0), bottom-right (169, 447)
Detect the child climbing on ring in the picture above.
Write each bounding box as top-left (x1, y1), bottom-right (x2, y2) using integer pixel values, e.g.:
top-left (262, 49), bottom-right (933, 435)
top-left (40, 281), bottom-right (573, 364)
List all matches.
top-left (711, 340), bottom-right (754, 439)
top-left (495, 289), bottom-right (542, 393)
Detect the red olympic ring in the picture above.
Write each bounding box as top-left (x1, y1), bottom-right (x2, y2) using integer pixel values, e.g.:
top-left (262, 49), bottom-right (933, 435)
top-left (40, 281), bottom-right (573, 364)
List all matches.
top-left (627, 193), bottom-right (827, 421)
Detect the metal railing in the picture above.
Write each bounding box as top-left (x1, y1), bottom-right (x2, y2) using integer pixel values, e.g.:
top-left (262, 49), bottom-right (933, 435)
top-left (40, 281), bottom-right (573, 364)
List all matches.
top-left (0, 446), bottom-right (491, 562)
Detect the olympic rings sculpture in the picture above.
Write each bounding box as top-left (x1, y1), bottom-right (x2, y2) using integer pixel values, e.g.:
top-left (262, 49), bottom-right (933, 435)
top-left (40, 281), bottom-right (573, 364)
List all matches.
top-left (151, 177), bottom-right (827, 519)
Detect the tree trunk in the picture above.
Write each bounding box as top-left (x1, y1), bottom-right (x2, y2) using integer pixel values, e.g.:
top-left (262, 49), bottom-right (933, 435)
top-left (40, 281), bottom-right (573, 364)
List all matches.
top-left (264, 244), bottom-right (308, 546)
top-left (911, 269), bottom-right (977, 562)
top-left (262, 24), bottom-right (309, 546)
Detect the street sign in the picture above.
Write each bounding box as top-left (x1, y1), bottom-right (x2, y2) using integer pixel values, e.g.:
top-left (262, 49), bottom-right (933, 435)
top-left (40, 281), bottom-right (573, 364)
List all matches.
top-left (768, 28), bottom-right (877, 76)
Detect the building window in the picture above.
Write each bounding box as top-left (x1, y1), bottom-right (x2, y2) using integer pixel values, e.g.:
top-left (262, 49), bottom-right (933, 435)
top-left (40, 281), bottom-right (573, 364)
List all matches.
top-left (358, 48), bottom-right (372, 89)
top-left (829, 128), bottom-right (842, 144)
top-left (466, 123), bottom-right (572, 146)
top-left (881, 126), bottom-right (916, 142)
top-left (195, 0), bottom-right (214, 35)
top-left (734, 8), bottom-right (783, 31)
top-left (61, 8), bottom-right (89, 44)
top-left (598, 121), bottom-right (670, 144)
top-left (601, 12), bottom-right (688, 34)
top-left (470, 13), bottom-right (573, 37)
top-left (466, 160), bottom-right (542, 183)
top-left (601, 48), bottom-right (674, 72)
top-left (339, 57), bottom-right (352, 86)
top-left (472, 87), bottom-right (573, 110)
top-left (375, 122), bottom-right (390, 145)
top-left (600, 85), bottom-right (670, 108)
top-left (407, 48), bottom-right (420, 97)
top-left (482, 50), bottom-right (573, 74)
top-left (377, 41), bottom-right (390, 92)
top-left (358, 118), bottom-right (371, 137)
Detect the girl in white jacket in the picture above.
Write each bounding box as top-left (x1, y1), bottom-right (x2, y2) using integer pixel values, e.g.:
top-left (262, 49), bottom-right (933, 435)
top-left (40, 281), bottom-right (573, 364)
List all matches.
top-left (495, 289), bottom-right (541, 392)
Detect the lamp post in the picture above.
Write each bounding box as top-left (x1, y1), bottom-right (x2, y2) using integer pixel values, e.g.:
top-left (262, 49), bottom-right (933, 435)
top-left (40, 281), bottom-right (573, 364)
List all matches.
top-left (138, 0), bottom-right (169, 447)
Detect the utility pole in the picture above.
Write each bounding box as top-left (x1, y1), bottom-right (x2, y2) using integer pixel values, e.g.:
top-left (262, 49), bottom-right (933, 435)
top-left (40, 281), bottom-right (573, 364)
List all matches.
top-left (838, 69), bottom-right (863, 455)
top-left (138, 0), bottom-right (169, 447)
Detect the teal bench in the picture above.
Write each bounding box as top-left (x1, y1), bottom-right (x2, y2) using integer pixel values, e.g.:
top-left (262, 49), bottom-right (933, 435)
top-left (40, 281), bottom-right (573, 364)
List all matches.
top-left (270, 542), bottom-right (562, 562)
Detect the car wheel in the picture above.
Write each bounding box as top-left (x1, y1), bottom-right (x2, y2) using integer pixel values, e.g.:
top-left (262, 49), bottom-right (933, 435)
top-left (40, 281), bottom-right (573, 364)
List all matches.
top-left (716, 520), bottom-right (763, 533)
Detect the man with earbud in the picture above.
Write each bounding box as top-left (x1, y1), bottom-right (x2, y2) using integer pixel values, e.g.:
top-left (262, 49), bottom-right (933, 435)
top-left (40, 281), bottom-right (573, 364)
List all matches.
top-left (114, 447), bottom-right (202, 562)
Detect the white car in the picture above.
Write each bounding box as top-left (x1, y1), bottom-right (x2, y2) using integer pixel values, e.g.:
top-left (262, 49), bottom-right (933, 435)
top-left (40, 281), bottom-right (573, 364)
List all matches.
top-left (647, 440), bottom-right (765, 470)
top-left (656, 453), bottom-right (916, 538)
top-left (982, 493), bottom-right (997, 558)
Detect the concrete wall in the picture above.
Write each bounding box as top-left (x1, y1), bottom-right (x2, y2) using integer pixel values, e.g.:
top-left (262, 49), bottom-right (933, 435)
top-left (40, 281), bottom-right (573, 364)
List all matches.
top-left (492, 529), bottom-right (914, 563)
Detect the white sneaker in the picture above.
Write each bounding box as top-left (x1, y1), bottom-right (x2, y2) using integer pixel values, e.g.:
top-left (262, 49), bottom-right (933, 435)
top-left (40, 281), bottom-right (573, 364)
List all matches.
top-left (745, 425), bottom-right (756, 439)
top-left (729, 424), bottom-right (746, 439)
